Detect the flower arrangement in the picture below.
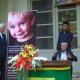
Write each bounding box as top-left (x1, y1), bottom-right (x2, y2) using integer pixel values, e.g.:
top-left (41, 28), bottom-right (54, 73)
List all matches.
top-left (8, 44), bottom-right (48, 80)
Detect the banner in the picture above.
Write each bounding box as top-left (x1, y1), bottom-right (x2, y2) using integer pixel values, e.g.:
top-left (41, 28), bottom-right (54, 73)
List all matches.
top-left (54, 0), bottom-right (80, 6)
top-left (6, 11), bottom-right (37, 80)
top-left (29, 67), bottom-right (71, 80)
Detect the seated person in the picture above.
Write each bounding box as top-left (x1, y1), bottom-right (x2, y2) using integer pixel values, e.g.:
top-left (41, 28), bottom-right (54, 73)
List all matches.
top-left (52, 42), bottom-right (77, 61)
top-left (52, 42), bottom-right (78, 79)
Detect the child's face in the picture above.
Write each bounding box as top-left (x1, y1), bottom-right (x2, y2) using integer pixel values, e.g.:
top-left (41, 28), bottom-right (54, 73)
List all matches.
top-left (8, 14), bottom-right (31, 40)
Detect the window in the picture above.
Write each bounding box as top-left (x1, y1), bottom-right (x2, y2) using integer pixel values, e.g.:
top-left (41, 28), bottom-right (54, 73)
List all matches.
top-left (58, 5), bottom-right (77, 49)
top-left (32, 0), bottom-right (53, 49)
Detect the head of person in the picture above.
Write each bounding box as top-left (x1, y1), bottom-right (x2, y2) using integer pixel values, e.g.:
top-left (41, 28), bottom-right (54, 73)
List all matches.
top-left (8, 11), bottom-right (36, 42)
top-left (62, 21), bottom-right (70, 32)
top-left (61, 42), bottom-right (68, 51)
top-left (0, 23), bottom-right (5, 33)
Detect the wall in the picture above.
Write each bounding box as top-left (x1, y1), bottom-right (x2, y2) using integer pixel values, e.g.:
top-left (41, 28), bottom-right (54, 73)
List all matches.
top-left (8, 0), bottom-right (30, 12)
top-left (0, 0), bottom-right (8, 34)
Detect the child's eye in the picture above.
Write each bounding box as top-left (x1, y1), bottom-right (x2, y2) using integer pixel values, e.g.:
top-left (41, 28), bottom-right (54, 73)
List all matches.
top-left (10, 26), bottom-right (15, 29)
top-left (21, 22), bottom-right (25, 25)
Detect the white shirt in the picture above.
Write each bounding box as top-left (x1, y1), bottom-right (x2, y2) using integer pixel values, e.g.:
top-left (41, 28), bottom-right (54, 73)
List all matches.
top-left (0, 32), bottom-right (4, 41)
top-left (60, 51), bottom-right (67, 60)
top-left (0, 32), bottom-right (2, 35)
top-left (0, 32), bottom-right (2, 38)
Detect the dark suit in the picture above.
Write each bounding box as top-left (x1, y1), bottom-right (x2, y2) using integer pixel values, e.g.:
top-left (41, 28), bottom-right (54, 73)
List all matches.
top-left (52, 51), bottom-right (77, 61)
top-left (52, 51), bottom-right (78, 80)
top-left (57, 31), bottom-right (73, 51)
top-left (0, 33), bottom-right (6, 80)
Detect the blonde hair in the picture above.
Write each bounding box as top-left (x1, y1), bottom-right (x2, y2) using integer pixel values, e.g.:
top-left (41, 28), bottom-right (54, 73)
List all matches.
top-left (8, 12), bottom-right (35, 22)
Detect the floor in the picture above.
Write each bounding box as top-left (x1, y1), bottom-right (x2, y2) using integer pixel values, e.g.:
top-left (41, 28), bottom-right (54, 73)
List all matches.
top-left (73, 78), bottom-right (80, 80)
top-left (72, 73), bottom-right (80, 80)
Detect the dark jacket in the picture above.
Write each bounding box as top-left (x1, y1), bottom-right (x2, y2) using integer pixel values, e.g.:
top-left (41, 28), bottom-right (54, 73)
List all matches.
top-left (52, 51), bottom-right (77, 62)
top-left (0, 33), bottom-right (6, 57)
top-left (57, 31), bottom-right (73, 51)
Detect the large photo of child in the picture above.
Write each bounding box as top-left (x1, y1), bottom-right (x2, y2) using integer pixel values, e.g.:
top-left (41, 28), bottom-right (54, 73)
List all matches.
top-left (8, 11), bottom-right (37, 46)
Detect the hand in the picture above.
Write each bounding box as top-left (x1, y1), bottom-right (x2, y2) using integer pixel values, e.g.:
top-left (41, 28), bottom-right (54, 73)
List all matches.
top-left (67, 54), bottom-right (72, 59)
top-left (54, 49), bottom-right (58, 53)
top-left (53, 49), bottom-right (58, 57)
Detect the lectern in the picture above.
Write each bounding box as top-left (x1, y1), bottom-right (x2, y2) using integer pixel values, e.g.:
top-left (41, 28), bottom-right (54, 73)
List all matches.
top-left (29, 60), bottom-right (71, 80)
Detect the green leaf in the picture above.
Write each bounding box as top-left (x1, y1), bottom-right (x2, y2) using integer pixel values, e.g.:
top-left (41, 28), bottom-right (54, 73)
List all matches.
top-left (17, 67), bottom-right (29, 80)
top-left (10, 62), bottom-right (16, 67)
top-left (35, 60), bottom-right (42, 68)
top-left (31, 64), bottom-right (36, 71)
top-left (17, 69), bottom-right (23, 80)
top-left (23, 67), bottom-right (29, 80)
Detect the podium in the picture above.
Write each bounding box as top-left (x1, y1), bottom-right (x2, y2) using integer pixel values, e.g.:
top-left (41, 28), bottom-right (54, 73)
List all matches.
top-left (29, 60), bottom-right (72, 80)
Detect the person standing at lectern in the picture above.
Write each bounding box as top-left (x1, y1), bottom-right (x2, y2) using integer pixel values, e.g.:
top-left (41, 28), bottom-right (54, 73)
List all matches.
top-left (52, 42), bottom-right (78, 79)
top-left (54, 21), bottom-right (73, 53)
top-left (0, 23), bottom-right (6, 80)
